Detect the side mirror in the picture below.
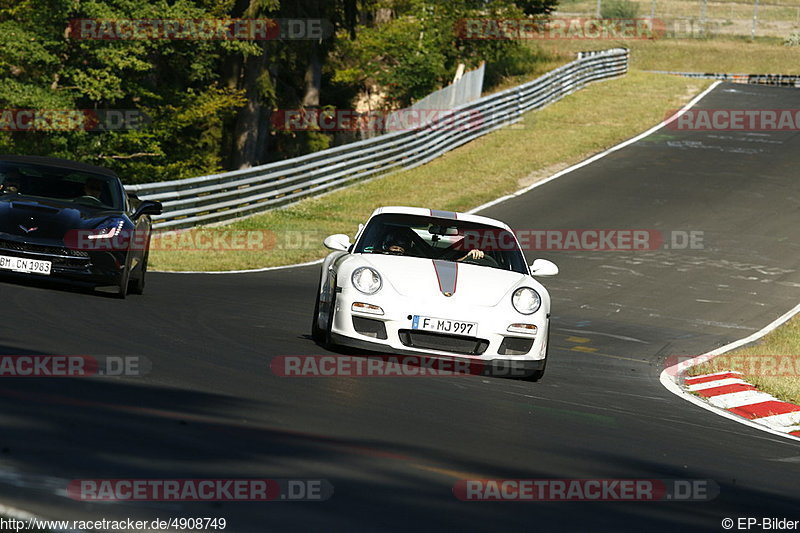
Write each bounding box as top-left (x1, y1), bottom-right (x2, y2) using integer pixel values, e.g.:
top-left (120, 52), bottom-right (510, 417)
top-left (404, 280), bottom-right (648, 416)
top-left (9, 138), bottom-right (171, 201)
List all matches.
top-left (133, 200), bottom-right (163, 219)
top-left (530, 258), bottom-right (558, 276)
top-left (323, 233), bottom-right (351, 251)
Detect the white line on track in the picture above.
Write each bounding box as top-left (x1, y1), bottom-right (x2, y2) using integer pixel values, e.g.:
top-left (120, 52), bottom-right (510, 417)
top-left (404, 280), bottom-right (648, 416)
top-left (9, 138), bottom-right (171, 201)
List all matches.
top-left (154, 258), bottom-right (323, 275)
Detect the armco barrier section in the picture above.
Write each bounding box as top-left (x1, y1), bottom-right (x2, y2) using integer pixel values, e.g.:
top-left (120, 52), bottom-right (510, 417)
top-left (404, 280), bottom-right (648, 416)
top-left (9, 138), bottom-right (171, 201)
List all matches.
top-left (127, 48), bottom-right (628, 229)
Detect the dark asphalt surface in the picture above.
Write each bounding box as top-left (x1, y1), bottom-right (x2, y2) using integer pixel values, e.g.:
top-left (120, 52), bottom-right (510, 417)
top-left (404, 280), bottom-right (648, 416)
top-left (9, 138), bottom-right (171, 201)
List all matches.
top-left (0, 82), bottom-right (799, 532)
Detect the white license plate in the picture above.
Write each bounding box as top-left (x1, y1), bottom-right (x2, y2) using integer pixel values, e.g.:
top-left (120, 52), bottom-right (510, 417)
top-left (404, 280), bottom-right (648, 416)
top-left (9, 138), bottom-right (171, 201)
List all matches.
top-left (0, 255), bottom-right (52, 275)
top-left (412, 315), bottom-right (477, 335)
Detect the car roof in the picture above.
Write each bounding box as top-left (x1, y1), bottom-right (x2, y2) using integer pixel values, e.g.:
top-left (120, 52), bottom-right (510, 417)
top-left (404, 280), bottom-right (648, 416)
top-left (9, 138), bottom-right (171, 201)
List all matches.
top-left (368, 206), bottom-right (512, 231)
top-left (0, 155), bottom-right (118, 178)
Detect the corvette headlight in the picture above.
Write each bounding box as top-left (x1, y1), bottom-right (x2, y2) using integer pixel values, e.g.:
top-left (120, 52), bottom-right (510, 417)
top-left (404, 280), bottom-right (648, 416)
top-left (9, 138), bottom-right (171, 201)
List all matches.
top-left (88, 219), bottom-right (124, 240)
top-left (512, 287), bottom-right (541, 315)
top-left (352, 267), bottom-right (382, 295)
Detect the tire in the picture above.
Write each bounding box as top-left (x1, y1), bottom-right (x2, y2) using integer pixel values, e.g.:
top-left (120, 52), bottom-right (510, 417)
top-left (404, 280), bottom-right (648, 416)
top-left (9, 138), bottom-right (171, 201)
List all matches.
top-left (311, 277), bottom-right (324, 343)
top-left (311, 272), bottom-right (337, 348)
top-left (322, 284), bottom-right (337, 349)
top-left (115, 258), bottom-right (130, 299)
top-left (524, 333), bottom-right (549, 382)
top-left (129, 246), bottom-right (149, 295)
top-left (526, 356), bottom-right (547, 382)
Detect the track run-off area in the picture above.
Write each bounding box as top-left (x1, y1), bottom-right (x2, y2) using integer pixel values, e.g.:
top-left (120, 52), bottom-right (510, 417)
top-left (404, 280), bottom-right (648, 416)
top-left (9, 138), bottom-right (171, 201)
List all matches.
top-left (0, 82), bottom-right (798, 532)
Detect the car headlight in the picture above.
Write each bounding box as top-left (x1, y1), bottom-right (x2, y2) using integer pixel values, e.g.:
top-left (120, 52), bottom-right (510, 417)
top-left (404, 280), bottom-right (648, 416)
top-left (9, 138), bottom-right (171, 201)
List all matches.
top-left (352, 267), bottom-right (382, 295)
top-left (512, 287), bottom-right (541, 315)
top-left (88, 219), bottom-right (125, 240)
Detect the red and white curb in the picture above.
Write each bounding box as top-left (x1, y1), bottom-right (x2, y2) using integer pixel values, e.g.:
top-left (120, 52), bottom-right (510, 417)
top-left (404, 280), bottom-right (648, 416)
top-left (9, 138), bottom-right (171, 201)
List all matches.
top-left (684, 371), bottom-right (800, 437)
top-left (661, 302), bottom-right (800, 442)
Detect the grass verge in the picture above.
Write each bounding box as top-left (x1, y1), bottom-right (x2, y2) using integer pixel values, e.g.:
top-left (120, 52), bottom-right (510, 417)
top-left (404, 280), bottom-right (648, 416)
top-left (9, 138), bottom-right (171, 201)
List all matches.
top-left (688, 316), bottom-right (800, 406)
top-left (535, 36), bottom-right (800, 74)
top-left (150, 69), bottom-right (710, 271)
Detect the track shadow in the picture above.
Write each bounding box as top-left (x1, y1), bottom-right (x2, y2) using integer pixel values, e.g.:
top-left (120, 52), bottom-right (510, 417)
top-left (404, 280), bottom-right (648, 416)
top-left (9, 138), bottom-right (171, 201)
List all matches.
top-left (0, 365), bottom-right (797, 532)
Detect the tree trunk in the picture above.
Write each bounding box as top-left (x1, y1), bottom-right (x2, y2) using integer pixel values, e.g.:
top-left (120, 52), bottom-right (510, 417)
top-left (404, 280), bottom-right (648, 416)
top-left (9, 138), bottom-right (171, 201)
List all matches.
top-left (301, 43), bottom-right (322, 108)
top-left (230, 49), bottom-right (268, 169)
top-left (221, 0), bottom-right (258, 168)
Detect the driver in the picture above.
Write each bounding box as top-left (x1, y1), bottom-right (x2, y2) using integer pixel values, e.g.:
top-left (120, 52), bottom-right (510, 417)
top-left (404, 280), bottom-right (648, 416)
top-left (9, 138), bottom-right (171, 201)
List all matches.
top-left (457, 248), bottom-right (485, 262)
top-left (82, 177), bottom-right (105, 199)
top-left (381, 230), bottom-right (414, 255)
top-left (0, 168), bottom-right (22, 194)
top-left (381, 229), bottom-right (485, 262)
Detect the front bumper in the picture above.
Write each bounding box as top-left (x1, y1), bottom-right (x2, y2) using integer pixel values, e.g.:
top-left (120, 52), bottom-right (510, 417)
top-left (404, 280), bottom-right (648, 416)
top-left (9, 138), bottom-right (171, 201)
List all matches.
top-left (330, 286), bottom-right (549, 365)
top-left (0, 238), bottom-right (126, 287)
top-left (330, 332), bottom-right (545, 378)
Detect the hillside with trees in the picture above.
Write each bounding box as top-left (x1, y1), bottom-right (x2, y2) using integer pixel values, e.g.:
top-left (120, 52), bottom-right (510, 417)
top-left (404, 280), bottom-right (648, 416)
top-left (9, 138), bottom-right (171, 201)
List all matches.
top-left (0, 0), bottom-right (557, 183)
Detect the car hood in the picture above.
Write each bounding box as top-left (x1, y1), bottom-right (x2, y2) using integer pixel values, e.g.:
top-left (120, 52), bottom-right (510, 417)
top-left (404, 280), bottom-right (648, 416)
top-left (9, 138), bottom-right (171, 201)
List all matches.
top-left (356, 254), bottom-right (531, 307)
top-left (0, 196), bottom-right (118, 242)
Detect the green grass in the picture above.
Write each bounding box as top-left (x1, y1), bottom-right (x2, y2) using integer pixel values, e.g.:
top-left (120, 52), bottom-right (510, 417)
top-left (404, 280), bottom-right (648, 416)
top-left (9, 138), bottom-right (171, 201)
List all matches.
top-left (150, 69), bottom-right (710, 271)
top-left (689, 316), bottom-right (800, 405)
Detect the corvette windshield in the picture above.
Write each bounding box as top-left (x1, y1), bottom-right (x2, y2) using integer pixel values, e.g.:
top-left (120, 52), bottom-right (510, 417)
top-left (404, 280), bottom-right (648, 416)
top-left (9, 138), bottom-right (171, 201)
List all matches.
top-left (354, 213), bottom-right (529, 274)
top-left (0, 161), bottom-right (123, 210)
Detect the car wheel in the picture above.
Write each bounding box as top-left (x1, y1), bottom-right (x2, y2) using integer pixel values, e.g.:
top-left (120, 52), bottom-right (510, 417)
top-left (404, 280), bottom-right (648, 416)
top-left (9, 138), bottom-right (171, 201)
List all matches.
top-left (311, 277), bottom-right (324, 343)
top-left (129, 246), bottom-right (149, 295)
top-left (320, 276), bottom-right (337, 349)
top-left (115, 258), bottom-right (130, 299)
top-left (527, 357), bottom-right (547, 382)
top-left (524, 333), bottom-right (549, 382)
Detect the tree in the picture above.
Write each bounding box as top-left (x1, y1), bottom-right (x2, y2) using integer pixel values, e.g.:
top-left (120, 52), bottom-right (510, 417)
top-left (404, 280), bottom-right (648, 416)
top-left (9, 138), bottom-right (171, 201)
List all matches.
top-left (0, 0), bottom-right (247, 182)
top-left (0, 0), bottom-right (559, 180)
top-left (330, 0), bottom-right (544, 108)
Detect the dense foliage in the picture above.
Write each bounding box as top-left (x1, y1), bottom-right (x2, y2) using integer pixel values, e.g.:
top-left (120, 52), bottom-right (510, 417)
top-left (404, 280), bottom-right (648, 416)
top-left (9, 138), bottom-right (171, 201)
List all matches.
top-left (0, 0), bottom-right (556, 183)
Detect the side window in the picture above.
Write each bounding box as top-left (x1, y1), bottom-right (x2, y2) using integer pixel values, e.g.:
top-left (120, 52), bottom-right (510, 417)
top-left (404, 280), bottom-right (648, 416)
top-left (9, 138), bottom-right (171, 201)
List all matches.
top-left (354, 221), bottom-right (385, 253)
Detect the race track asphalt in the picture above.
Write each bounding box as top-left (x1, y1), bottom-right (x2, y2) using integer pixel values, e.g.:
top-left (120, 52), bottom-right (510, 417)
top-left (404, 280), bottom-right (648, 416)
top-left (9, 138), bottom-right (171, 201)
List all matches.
top-left (0, 82), bottom-right (798, 532)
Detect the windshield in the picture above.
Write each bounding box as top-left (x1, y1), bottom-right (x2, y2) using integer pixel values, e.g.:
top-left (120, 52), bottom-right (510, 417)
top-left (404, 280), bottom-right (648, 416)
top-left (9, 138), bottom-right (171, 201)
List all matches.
top-left (0, 161), bottom-right (123, 210)
top-left (354, 213), bottom-right (529, 274)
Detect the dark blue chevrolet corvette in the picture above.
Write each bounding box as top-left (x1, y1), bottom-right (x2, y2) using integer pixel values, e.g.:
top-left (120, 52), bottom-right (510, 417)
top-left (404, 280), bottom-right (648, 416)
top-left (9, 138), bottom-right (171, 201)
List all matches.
top-left (0, 155), bottom-right (162, 298)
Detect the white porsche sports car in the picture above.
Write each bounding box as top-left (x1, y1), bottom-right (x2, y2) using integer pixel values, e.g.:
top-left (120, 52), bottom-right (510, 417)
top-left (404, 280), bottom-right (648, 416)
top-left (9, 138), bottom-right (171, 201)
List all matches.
top-left (311, 206), bottom-right (558, 380)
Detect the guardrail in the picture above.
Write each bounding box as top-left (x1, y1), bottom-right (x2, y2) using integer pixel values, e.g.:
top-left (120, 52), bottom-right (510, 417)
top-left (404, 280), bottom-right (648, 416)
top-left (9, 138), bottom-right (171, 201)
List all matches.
top-left (127, 48), bottom-right (629, 229)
